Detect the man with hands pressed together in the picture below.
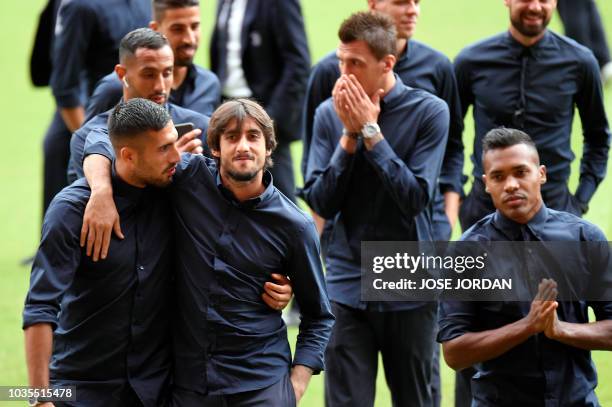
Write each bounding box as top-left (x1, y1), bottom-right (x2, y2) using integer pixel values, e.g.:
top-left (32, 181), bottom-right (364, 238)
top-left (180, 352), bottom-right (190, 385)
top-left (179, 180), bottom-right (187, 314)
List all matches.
top-left (303, 12), bottom-right (449, 406)
top-left (438, 128), bottom-right (612, 406)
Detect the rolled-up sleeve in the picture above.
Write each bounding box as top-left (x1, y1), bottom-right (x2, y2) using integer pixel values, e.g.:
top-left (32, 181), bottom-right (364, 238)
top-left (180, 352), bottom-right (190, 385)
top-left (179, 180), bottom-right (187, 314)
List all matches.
top-left (50, 0), bottom-right (96, 108)
top-left (288, 219), bottom-right (334, 373)
top-left (23, 198), bottom-right (83, 329)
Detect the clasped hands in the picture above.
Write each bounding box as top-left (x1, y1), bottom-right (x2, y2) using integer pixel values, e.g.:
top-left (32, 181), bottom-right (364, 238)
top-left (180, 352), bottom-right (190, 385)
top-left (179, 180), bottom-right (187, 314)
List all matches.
top-left (332, 74), bottom-right (383, 134)
top-left (526, 278), bottom-right (563, 339)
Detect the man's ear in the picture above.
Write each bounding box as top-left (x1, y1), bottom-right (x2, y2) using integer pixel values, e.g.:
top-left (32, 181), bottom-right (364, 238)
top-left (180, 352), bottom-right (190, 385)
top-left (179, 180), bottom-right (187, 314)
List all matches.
top-left (115, 64), bottom-right (127, 81)
top-left (482, 174), bottom-right (490, 193)
top-left (266, 149), bottom-right (272, 158)
top-left (149, 20), bottom-right (158, 31)
top-left (366, 0), bottom-right (377, 11)
top-left (539, 165), bottom-right (547, 184)
top-left (119, 146), bottom-right (136, 163)
top-left (382, 54), bottom-right (396, 74)
top-left (211, 149), bottom-right (221, 158)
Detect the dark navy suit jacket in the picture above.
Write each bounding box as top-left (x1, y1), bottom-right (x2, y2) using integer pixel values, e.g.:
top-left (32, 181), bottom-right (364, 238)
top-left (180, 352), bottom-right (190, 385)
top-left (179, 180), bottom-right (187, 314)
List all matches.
top-left (210, 0), bottom-right (310, 142)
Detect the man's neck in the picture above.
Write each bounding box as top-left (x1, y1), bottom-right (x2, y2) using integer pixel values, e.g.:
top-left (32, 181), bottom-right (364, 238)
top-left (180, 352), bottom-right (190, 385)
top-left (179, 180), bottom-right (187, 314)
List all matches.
top-left (396, 38), bottom-right (408, 56)
top-left (115, 161), bottom-right (146, 188)
top-left (508, 26), bottom-right (546, 47)
top-left (220, 171), bottom-right (266, 202)
top-left (173, 65), bottom-right (188, 89)
top-left (379, 72), bottom-right (397, 99)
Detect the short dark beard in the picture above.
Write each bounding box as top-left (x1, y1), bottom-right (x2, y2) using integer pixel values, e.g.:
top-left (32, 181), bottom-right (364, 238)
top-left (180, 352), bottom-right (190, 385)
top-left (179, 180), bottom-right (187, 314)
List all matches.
top-left (226, 168), bottom-right (259, 182)
top-left (510, 13), bottom-right (550, 38)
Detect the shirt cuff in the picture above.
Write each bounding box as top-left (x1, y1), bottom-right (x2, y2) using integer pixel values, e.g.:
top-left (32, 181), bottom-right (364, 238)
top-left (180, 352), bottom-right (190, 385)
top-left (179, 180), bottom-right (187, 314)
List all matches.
top-left (292, 349), bottom-right (324, 375)
top-left (53, 89), bottom-right (83, 109)
top-left (22, 308), bottom-right (58, 330)
top-left (84, 142), bottom-right (114, 162)
top-left (364, 138), bottom-right (396, 166)
top-left (574, 176), bottom-right (597, 205)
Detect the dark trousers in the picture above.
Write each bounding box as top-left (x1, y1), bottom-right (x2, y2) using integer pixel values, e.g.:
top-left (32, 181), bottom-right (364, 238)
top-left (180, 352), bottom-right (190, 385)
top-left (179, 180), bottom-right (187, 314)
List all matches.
top-left (455, 178), bottom-right (584, 407)
top-left (269, 140), bottom-right (296, 203)
top-left (557, 0), bottom-right (611, 68)
top-left (54, 383), bottom-right (144, 407)
top-left (43, 109), bottom-right (72, 217)
top-left (170, 373), bottom-right (296, 407)
top-left (324, 302), bottom-right (437, 407)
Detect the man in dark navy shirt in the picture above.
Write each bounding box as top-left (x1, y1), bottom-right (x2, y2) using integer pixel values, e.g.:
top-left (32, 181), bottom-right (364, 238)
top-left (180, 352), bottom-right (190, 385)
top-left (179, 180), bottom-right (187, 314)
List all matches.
top-left (438, 128), bottom-right (612, 407)
top-left (302, 0), bottom-right (463, 241)
top-left (23, 98), bottom-right (179, 407)
top-left (41, 0), bottom-right (150, 216)
top-left (68, 28), bottom-right (208, 187)
top-left (303, 12), bottom-right (449, 406)
top-left (85, 0), bottom-right (221, 120)
top-left (456, 0), bottom-right (610, 231)
top-left (80, 99), bottom-right (333, 405)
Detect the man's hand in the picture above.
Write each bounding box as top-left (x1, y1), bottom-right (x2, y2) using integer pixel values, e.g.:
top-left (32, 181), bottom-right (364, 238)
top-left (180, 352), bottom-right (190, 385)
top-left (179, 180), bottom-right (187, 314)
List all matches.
top-left (262, 273), bottom-right (293, 311)
top-left (290, 365), bottom-right (313, 404)
top-left (59, 106), bottom-right (85, 132)
top-left (340, 74), bottom-right (383, 130)
top-left (524, 278), bottom-right (558, 335)
top-left (81, 186), bottom-right (123, 261)
top-left (332, 77), bottom-right (361, 133)
top-left (543, 304), bottom-right (564, 340)
top-left (175, 129), bottom-right (203, 154)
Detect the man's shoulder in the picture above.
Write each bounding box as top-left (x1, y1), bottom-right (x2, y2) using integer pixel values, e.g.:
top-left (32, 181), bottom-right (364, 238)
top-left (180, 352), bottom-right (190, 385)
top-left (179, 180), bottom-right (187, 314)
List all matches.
top-left (548, 30), bottom-right (598, 64)
top-left (47, 179), bottom-right (91, 216)
top-left (76, 111), bottom-right (110, 136)
top-left (547, 208), bottom-right (607, 241)
top-left (459, 213), bottom-right (498, 242)
top-left (456, 32), bottom-right (507, 61)
top-left (398, 81), bottom-right (448, 114)
top-left (313, 51), bottom-right (340, 72)
top-left (270, 188), bottom-right (318, 236)
top-left (410, 40), bottom-right (451, 65)
top-left (192, 64), bottom-right (221, 86)
top-left (169, 103), bottom-right (210, 126)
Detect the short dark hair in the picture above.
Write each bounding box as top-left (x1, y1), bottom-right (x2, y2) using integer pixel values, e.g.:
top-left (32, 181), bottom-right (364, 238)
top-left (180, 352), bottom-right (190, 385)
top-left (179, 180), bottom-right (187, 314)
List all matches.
top-left (108, 98), bottom-right (172, 149)
top-left (482, 127), bottom-right (539, 161)
top-left (152, 0), bottom-right (199, 21)
top-left (119, 28), bottom-right (169, 64)
top-left (207, 99), bottom-right (277, 168)
top-left (338, 11), bottom-right (397, 59)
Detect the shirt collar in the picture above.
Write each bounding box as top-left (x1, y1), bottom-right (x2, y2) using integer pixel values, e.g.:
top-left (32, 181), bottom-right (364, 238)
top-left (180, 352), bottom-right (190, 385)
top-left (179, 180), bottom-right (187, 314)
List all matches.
top-left (491, 203), bottom-right (549, 240)
top-left (215, 169), bottom-right (275, 209)
top-left (178, 64), bottom-right (198, 91)
top-left (380, 74), bottom-right (405, 111)
top-left (504, 30), bottom-right (557, 60)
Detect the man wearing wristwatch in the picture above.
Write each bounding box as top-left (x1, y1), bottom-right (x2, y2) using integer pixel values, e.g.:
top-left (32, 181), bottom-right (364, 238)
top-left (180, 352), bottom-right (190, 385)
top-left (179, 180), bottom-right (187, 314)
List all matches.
top-left (302, 12), bottom-right (449, 406)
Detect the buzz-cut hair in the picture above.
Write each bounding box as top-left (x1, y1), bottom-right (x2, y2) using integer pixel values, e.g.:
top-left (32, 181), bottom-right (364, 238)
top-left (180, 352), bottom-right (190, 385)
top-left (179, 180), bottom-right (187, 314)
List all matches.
top-left (482, 127), bottom-right (539, 162)
top-left (108, 98), bottom-right (171, 150)
top-left (118, 28), bottom-right (169, 64)
top-left (338, 11), bottom-right (397, 60)
top-left (152, 0), bottom-right (199, 21)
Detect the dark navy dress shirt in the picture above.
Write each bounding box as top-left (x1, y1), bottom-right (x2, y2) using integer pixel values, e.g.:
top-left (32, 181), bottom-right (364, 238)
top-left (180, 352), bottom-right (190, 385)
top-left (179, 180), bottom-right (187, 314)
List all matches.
top-left (23, 175), bottom-right (173, 407)
top-left (302, 40), bottom-right (463, 194)
top-left (68, 102), bottom-right (209, 182)
top-left (85, 65), bottom-right (222, 121)
top-left (50, 0), bottom-right (151, 108)
top-left (169, 154), bottom-right (334, 395)
top-left (455, 30), bottom-right (611, 204)
top-left (438, 206), bottom-right (612, 407)
top-left (302, 77), bottom-right (449, 312)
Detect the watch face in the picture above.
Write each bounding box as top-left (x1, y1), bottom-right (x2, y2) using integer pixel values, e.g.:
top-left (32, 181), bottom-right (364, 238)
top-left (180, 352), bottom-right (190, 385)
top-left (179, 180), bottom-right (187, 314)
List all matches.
top-left (362, 123), bottom-right (380, 139)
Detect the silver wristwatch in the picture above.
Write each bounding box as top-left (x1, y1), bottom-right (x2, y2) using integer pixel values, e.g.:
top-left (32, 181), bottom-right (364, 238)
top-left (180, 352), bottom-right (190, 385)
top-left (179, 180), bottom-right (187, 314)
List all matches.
top-left (361, 122), bottom-right (380, 139)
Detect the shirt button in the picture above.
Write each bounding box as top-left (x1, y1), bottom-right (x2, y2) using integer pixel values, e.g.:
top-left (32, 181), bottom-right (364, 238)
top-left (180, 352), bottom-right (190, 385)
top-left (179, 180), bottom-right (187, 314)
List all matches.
top-left (137, 265), bottom-right (144, 271)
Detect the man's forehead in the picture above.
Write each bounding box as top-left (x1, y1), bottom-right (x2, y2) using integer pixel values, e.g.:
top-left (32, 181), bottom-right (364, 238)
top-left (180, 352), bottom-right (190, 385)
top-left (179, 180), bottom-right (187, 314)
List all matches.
top-left (132, 46), bottom-right (173, 64)
top-left (337, 40), bottom-right (372, 59)
top-left (225, 116), bottom-right (263, 132)
top-left (161, 6), bottom-right (201, 24)
top-left (484, 144), bottom-right (539, 172)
